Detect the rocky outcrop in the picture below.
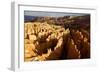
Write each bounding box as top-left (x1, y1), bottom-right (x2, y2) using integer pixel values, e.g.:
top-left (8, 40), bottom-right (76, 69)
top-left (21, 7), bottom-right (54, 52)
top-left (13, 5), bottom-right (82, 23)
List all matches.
top-left (66, 29), bottom-right (90, 59)
top-left (24, 22), bottom-right (70, 61)
top-left (24, 15), bottom-right (90, 61)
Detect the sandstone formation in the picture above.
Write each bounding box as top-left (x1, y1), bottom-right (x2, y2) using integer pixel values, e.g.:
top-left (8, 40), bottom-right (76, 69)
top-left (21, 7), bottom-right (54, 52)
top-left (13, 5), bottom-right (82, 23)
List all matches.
top-left (24, 15), bottom-right (90, 61)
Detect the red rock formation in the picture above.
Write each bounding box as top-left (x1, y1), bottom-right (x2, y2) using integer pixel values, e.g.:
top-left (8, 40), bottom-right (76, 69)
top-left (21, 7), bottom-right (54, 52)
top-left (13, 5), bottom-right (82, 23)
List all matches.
top-left (24, 15), bottom-right (90, 61)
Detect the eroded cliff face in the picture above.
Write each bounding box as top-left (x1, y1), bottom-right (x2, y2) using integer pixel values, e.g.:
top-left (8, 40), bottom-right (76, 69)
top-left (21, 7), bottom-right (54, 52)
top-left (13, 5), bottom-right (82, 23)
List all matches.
top-left (24, 15), bottom-right (90, 61)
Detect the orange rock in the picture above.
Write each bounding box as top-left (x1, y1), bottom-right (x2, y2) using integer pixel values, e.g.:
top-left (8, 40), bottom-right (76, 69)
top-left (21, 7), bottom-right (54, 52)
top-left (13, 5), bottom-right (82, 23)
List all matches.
top-left (66, 38), bottom-right (80, 59)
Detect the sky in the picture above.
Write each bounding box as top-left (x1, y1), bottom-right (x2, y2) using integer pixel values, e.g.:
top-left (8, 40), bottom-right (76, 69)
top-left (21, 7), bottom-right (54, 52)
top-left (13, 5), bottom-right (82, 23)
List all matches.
top-left (24, 11), bottom-right (89, 17)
